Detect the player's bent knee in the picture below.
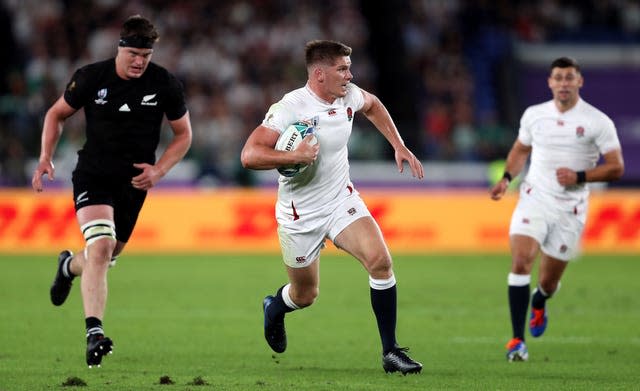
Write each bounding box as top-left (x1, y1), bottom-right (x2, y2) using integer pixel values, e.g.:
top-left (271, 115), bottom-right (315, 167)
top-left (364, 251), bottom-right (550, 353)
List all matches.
top-left (81, 219), bottom-right (117, 262)
top-left (84, 240), bottom-right (117, 265)
top-left (366, 255), bottom-right (393, 277)
top-left (511, 255), bottom-right (534, 274)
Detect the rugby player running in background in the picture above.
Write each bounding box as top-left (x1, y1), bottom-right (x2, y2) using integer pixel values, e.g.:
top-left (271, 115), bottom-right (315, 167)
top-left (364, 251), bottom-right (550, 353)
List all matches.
top-left (490, 57), bottom-right (624, 361)
top-left (32, 15), bottom-right (192, 367)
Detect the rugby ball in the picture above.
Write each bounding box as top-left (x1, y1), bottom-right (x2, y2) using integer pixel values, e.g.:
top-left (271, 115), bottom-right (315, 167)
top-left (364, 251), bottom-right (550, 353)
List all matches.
top-left (275, 121), bottom-right (316, 177)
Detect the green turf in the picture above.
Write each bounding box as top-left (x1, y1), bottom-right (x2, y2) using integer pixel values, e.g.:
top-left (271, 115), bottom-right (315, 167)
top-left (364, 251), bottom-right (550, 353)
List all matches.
top-left (0, 253), bottom-right (638, 390)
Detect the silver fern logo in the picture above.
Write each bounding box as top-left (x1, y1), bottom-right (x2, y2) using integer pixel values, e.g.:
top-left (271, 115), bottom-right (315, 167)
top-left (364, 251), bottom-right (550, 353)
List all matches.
top-left (141, 93), bottom-right (158, 106)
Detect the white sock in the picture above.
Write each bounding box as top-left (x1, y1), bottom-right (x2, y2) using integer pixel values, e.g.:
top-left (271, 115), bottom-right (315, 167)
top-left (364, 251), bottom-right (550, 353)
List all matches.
top-left (508, 273), bottom-right (530, 286)
top-left (369, 274), bottom-right (396, 290)
top-left (282, 283), bottom-right (300, 310)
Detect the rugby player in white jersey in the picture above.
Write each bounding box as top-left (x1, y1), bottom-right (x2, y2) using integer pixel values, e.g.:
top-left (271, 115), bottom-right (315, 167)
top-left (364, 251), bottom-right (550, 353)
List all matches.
top-left (241, 40), bottom-right (424, 374)
top-left (490, 57), bottom-right (624, 361)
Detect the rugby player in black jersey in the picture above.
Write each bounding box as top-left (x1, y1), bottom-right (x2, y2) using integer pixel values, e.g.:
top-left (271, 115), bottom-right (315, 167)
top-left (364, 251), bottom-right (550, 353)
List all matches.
top-left (32, 15), bottom-right (192, 367)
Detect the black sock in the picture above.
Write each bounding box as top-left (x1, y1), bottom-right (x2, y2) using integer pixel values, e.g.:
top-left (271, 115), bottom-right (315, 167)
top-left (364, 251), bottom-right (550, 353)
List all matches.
top-left (531, 286), bottom-right (549, 309)
top-left (85, 317), bottom-right (104, 338)
top-left (508, 285), bottom-right (529, 340)
top-left (370, 285), bottom-right (398, 354)
top-left (266, 285), bottom-right (295, 321)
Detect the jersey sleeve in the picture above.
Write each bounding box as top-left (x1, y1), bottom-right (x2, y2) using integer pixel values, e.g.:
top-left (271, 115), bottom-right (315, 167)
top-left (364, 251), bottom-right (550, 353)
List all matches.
top-left (517, 107), bottom-right (534, 146)
top-left (162, 73), bottom-right (188, 121)
top-left (346, 83), bottom-right (365, 112)
top-left (594, 114), bottom-right (621, 154)
top-left (262, 100), bottom-right (298, 134)
top-left (63, 67), bottom-right (95, 110)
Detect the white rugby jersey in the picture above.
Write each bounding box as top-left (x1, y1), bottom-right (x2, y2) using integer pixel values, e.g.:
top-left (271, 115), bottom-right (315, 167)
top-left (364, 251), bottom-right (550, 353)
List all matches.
top-left (262, 83), bottom-right (365, 217)
top-left (518, 98), bottom-right (621, 210)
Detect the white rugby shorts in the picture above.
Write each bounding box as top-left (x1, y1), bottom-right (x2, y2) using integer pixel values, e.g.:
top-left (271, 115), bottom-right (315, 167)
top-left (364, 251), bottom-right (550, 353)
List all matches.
top-left (277, 193), bottom-right (372, 268)
top-left (509, 187), bottom-right (587, 261)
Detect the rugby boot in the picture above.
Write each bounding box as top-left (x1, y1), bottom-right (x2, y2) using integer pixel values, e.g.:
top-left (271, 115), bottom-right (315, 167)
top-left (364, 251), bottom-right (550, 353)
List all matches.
top-left (50, 250), bottom-right (74, 306)
top-left (86, 334), bottom-right (113, 368)
top-left (382, 346), bottom-right (422, 375)
top-left (529, 307), bottom-right (548, 337)
top-left (263, 295), bottom-right (287, 353)
top-left (506, 337), bottom-right (528, 362)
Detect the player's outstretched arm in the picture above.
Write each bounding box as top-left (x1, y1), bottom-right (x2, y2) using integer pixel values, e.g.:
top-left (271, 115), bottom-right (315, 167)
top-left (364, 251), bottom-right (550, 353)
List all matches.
top-left (32, 96), bottom-right (77, 192)
top-left (489, 178), bottom-right (509, 201)
top-left (360, 89), bottom-right (424, 179)
top-left (490, 140), bottom-right (531, 201)
top-left (393, 146), bottom-right (424, 179)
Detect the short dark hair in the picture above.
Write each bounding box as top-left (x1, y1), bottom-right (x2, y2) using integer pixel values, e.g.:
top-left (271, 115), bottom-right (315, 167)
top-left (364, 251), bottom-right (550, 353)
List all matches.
top-left (305, 40), bottom-right (352, 67)
top-left (550, 57), bottom-right (580, 73)
top-left (120, 14), bottom-right (159, 43)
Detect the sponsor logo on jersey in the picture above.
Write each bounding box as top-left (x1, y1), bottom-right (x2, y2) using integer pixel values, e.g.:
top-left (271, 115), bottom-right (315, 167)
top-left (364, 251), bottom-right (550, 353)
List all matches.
top-left (141, 93), bottom-right (158, 106)
top-left (576, 126), bottom-right (585, 138)
top-left (328, 109), bottom-right (336, 116)
top-left (557, 119), bottom-right (564, 126)
top-left (94, 88), bottom-right (108, 105)
top-left (347, 207), bottom-right (356, 216)
top-left (295, 256), bottom-right (306, 264)
top-left (522, 218), bottom-right (530, 224)
top-left (119, 104), bottom-right (131, 112)
top-left (347, 107), bottom-right (353, 121)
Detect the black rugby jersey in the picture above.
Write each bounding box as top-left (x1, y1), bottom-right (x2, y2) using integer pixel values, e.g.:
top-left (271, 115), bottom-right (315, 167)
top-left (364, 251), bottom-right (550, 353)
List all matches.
top-left (64, 58), bottom-right (187, 178)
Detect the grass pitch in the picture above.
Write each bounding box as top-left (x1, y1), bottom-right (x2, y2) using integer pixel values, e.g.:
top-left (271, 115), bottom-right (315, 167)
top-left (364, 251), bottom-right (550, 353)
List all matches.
top-left (0, 252), bottom-right (638, 390)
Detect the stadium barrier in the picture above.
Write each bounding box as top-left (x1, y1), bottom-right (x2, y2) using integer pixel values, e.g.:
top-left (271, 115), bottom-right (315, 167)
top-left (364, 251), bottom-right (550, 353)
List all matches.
top-left (0, 189), bottom-right (638, 254)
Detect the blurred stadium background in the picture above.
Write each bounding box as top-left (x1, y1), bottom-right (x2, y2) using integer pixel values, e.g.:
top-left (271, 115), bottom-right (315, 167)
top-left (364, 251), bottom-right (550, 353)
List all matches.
top-left (1, 3), bottom-right (638, 389)
top-left (0, 0), bottom-right (638, 254)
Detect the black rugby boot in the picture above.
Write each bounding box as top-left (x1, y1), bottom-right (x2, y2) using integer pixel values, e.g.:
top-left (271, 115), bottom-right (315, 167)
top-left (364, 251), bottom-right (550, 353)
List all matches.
top-left (50, 250), bottom-right (74, 306)
top-left (263, 295), bottom-right (287, 353)
top-left (86, 334), bottom-right (113, 368)
top-left (382, 346), bottom-right (422, 375)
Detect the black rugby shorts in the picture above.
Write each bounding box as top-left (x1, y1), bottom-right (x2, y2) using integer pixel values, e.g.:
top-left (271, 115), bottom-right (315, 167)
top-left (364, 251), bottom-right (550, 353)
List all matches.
top-left (72, 170), bottom-right (147, 243)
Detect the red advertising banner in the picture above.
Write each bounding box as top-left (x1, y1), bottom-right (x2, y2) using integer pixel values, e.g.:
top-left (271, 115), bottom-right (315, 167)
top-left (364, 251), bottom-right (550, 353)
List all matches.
top-left (0, 189), bottom-right (638, 254)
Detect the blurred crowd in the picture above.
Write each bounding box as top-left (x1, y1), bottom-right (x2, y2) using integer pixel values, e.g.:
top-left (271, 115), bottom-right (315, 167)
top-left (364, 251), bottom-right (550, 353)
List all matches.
top-left (1, 0), bottom-right (639, 187)
top-left (402, 0), bottom-right (640, 161)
